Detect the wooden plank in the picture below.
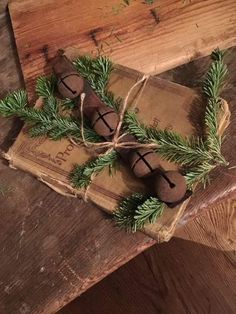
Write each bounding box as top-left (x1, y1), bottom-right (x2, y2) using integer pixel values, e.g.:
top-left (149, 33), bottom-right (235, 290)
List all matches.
top-left (1, 2), bottom-right (236, 313)
top-left (60, 200), bottom-right (236, 314)
top-left (8, 0), bottom-right (236, 97)
top-left (0, 166), bottom-right (156, 314)
top-left (175, 198), bottom-right (236, 250)
top-left (0, 9), bottom-right (155, 314)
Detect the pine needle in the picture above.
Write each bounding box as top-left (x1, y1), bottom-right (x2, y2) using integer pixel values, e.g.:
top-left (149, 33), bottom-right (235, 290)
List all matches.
top-left (70, 150), bottom-right (118, 188)
top-left (113, 193), bottom-right (147, 232)
top-left (73, 55), bottom-right (121, 110)
top-left (0, 91), bottom-right (101, 142)
top-left (184, 162), bottom-right (216, 188)
top-left (0, 90), bottom-right (28, 116)
top-left (203, 48), bottom-right (228, 165)
top-left (35, 75), bottom-right (56, 98)
top-left (114, 194), bottom-right (164, 232)
top-left (124, 111), bottom-right (211, 165)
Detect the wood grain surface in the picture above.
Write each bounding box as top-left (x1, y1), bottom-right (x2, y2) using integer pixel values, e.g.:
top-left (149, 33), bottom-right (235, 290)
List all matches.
top-left (60, 200), bottom-right (236, 314)
top-left (0, 7), bottom-right (155, 314)
top-left (1, 1), bottom-right (236, 313)
top-left (9, 0), bottom-right (236, 97)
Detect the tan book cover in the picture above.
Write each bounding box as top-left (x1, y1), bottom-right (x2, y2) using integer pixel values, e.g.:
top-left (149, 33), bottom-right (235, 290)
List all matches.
top-left (3, 59), bottom-right (230, 242)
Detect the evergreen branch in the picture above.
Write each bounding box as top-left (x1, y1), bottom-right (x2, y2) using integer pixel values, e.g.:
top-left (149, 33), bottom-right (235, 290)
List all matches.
top-left (124, 111), bottom-right (211, 165)
top-left (0, 91), bottom-right (101, 142)
top-left (29, 123), bottom-right (54, 137)
top-left (113, 193), bottom-right (147, 232)
top-left (70, 150), bottom-right (118, 188)
top-left (134, 197), bottom-right (165, 228)
top-left (0, 90), bottom-right (28, 116)
top-left (184, 162), bottom-right (216, 188)
top-left (35, 75), bottom-right (56, 98)
top-left (154, 130), bottom-right (211, 166)
top-left (73, 55), bottom-right (121, 110)
top-left (114, 194), bottom-right (164, 232)
top-left (203, 49), bottom-right (228, 165)
top-left (124, 111), bottom-right (149, 142)
top-left (43, 95), bottom-right (58, 115)
top-left (61, 98), bottom-right (77, 110)
top-left (203, 49), bottom-right (227, 99)
top-left (73, 55), bottom-right (112, 90)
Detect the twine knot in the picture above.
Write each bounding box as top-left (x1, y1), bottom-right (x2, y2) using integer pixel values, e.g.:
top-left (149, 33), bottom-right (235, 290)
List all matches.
top-left (77, 74), bottom-right (153, 153)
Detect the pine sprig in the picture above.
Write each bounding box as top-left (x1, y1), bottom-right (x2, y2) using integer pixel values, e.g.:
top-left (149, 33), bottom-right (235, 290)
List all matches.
top-left (0, 90), bottom-right (28, 116)
top-left (113, 193), bottom-right (147, 232)
top-left (70, 150), bottom-right (118, 188)
top-left (153, 130), bottom-right (212, 166)
top-left (184, 162), bottom-right (216, 188)
top-left (203, 49), bottom-right (227, 99)
top-left (114, 194), bottom-right (164, 232)
top-left (0, 91), bottom-right (101, 142)
top-left (134, 197), bottom-right (164, 228)
top-left (61, 98), bottom-right (77, 110)
top-left (73, 56), bottom-right (121, 110)
top-left (124, 111), bottom-right (149, 142)
top-left (124, 111), bottom-right (211, 165)
top-left (203, 48), bottom-right (228, 165)
top-left (73, 55), bottom-right (112, 90)
top-left (35, 75), bottom-right (56, 98)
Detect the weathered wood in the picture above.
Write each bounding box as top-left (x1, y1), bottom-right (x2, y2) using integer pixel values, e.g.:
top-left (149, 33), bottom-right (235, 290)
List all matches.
top-left (0, 8), bottom-right (155, 314)
top-left (1, 0), bottom-right (236, 313)
top-left (175, 197), bottom-right (236, 251)
top-left (9, 0), bottom-right (236, 97)
top-left (60, 200), bottom-right (236, 314)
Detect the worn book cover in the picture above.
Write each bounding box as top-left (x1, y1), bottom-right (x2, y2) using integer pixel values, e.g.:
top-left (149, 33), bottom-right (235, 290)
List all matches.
top-left (4, 57), bottom-right (230, 242)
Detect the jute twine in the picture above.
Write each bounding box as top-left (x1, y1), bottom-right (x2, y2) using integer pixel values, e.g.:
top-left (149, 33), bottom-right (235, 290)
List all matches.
top-left (77, 74), bottom-right (159, 151)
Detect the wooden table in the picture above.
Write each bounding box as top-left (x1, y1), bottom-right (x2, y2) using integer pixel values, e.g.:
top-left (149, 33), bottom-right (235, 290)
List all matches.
top-left (1, 1), bottom-right (236, 313)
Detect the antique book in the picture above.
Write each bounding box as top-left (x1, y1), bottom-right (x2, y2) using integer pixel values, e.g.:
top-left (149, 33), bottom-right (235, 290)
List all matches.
top-left (4, 60), bottom-right (230, 242)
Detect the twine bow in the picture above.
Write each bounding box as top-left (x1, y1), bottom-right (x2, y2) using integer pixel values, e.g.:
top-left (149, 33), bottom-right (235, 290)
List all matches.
top-left (76, 74), bottom-right (160, 154)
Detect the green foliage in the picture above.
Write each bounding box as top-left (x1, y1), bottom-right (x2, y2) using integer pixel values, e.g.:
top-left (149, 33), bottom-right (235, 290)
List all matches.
top-left (124, 111), bottom-right (211, 165)
top-left (0, 90), bottom-right (28, 117)
top-left (70, 150), bottom-right (118, 188)
top-left (114, 193), bottom-right (147, 232)
top-left (35, 75), bottom-right (57, 98)
top-left (203, 49), bottom-right (227, 99)
top-left (154, 131), bottom-right (211, 166)
top-left (61, 98), bottom-right (77, 110)
top-left (124, 111), bottom-right (150, 142)
top-left (203, 48), bottom-right (228, 165)
top-left (184, 162), bottom-right (215, 188)
top-left (114, 194), bottom-right (164, 232)
top-left (134, 197), bottom-right (164, 227)
top-left (73, 55), bottom-right (121, 110)
top-left (0, 91), bottom-right (100, 142)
